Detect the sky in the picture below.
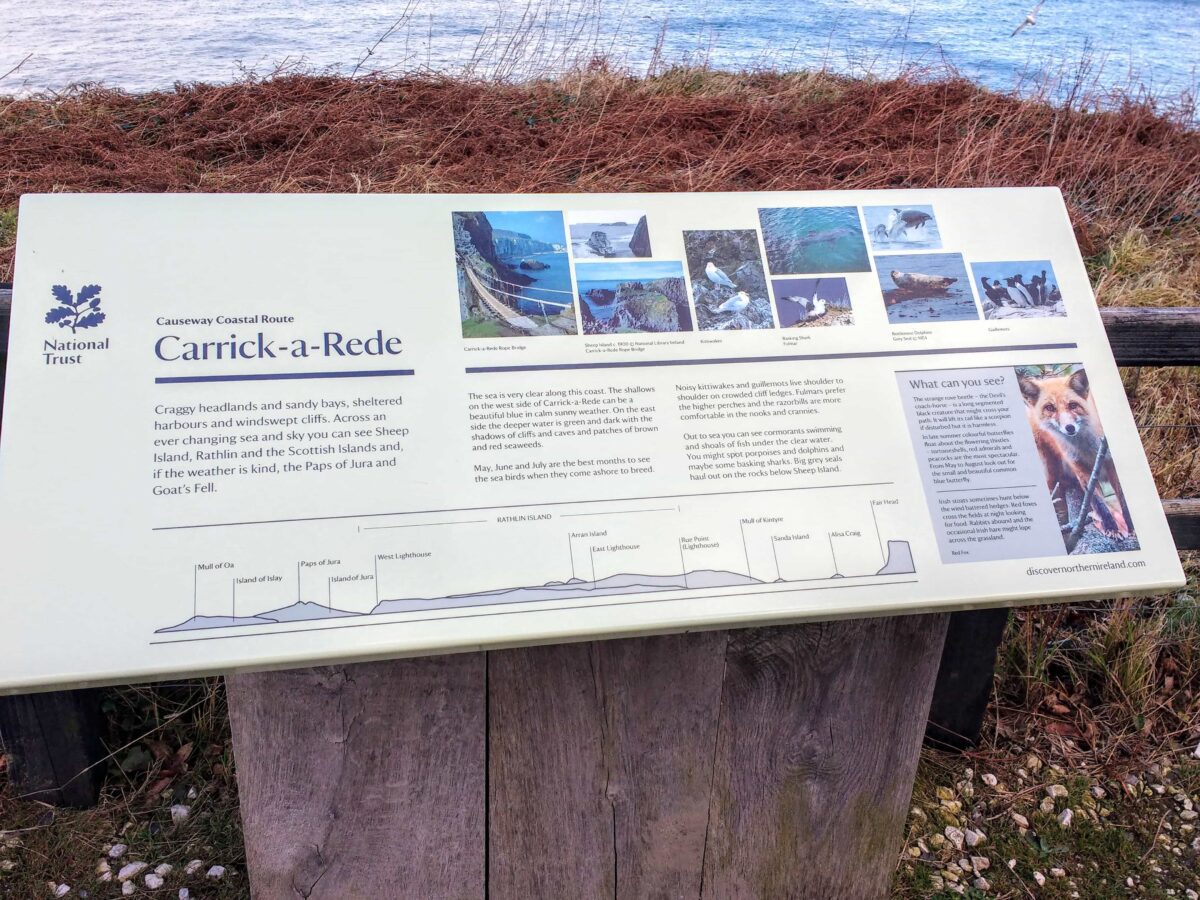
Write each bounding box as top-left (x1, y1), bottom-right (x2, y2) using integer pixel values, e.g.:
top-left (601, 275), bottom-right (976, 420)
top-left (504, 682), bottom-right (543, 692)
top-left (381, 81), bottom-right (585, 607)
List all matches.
top-left (483, 210), bottom-right (567, 246)
top-left (575, 261), bottom-right (686, 283)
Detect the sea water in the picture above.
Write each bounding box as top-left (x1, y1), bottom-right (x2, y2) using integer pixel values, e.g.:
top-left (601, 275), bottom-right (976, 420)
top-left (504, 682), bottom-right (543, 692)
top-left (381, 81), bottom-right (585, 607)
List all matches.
top-left (576, 278), bottom-right (626, 322)
top-left (759, 207), bottom-right (871, 275)
top-left (499, 251), bottom-right (574, 317)
top-left (0, 0), bottom-right (1196, 105)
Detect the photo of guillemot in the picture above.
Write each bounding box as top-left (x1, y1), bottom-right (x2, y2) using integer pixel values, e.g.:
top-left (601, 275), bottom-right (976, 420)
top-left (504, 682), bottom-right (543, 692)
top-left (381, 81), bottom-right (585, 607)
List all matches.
top-left (567, 210), bottom-right (652, 258)
top-left (683, 229), bottom-right (775, 330)
top-left (863, 204), bottom-right (943, 251)
top-left (972, 260), bottom-right (1066, 319)
top-left (876, 252), bottom-right (979, 323)
top-left (453, 210), bottom-right (578, 338)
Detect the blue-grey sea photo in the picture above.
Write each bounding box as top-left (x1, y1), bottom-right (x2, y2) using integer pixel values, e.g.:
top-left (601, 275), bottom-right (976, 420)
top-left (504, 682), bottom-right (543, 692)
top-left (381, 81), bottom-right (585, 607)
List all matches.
top-left (973, 260), bottom-right (1065, 319)
top-left (758, 206), bottom-right (870, 275)
top-left (683, 230), bottom-right (774, 331)
top-left (576, 260), bottom-right (692, 335)
top-left (568, 210), bottom-right (651, 259)
top-left (771, 277), bottom-right (853, 327)
top-left (863, 205), bottom-right (943, 251)
top-left (877, 252), bottom-right (979, 323)
top-left (453, 210), bottom-right (578, 338)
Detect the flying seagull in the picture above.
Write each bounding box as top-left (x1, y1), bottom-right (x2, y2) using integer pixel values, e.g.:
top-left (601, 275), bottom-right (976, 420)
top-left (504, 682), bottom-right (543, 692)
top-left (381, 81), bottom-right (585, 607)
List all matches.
top-left (1011, 0), bottom-right (1044, 37)
top-left (715, 291), bottom-right (751, 314)
top-left (705, 261), bottom-right (737, 290)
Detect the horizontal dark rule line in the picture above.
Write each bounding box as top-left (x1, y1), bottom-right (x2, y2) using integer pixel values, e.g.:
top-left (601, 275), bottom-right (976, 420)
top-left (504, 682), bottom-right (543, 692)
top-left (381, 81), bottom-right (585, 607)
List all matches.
top-left (155, 369), bottom-right (415, 384)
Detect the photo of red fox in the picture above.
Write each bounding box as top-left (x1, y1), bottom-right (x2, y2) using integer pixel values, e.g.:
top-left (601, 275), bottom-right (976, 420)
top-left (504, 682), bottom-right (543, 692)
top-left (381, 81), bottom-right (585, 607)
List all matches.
top-left (1017, 365), bottom-right (1137, 553)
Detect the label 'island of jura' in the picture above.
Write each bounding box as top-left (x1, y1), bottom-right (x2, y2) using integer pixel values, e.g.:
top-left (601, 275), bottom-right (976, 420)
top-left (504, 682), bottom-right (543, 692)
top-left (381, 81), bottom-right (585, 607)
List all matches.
top-left (0, 189), bottom-right (1183, 690)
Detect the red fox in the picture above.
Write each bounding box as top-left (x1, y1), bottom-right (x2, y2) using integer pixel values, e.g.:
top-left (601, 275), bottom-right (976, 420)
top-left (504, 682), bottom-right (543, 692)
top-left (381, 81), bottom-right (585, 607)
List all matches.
top-left (1018, 368), bottom-right (1133, 536)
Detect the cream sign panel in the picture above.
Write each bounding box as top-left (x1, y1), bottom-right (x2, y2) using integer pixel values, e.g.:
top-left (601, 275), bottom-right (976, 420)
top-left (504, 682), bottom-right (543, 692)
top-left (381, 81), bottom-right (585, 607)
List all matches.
top-left (0, 189), bottom-right (1183, 691)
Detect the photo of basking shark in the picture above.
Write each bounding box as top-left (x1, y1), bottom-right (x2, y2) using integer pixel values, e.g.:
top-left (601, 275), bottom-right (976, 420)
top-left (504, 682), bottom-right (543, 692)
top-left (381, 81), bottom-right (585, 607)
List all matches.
top-left (793, 226), bottom-right (854, 246)
top-left (758, 206), bottom-right (872, 274)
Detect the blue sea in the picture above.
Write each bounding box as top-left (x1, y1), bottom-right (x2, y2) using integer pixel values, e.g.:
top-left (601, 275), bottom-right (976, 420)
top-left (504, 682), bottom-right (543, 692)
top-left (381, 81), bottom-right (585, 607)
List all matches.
top-left (499, 251), bottom-right (574, 317)
top-left (759, 207), bottom-right (872, 275)
top-left (0, 1), bottom-right (1195, 105)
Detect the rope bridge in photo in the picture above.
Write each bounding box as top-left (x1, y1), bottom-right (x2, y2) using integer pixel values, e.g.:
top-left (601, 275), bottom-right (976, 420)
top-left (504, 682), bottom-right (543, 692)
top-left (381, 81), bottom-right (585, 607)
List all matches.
top-left (460, 257), bottom-right (574, 334)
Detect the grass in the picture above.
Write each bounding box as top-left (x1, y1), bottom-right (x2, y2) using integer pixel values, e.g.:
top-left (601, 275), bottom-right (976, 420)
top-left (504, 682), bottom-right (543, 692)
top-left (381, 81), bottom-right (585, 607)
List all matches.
top-left (0, 66), bottom-right (1198, 896)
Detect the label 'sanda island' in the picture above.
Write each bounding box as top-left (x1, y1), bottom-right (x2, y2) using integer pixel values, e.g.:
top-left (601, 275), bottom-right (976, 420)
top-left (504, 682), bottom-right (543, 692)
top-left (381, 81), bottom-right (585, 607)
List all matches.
top-left (0, 189), bottom-right (1183, 691)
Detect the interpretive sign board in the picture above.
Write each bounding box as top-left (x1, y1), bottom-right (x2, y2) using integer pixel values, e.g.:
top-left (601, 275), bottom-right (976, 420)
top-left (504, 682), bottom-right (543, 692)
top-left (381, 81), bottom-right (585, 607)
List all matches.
top-left (0, 189), bottom-right (1183, 691)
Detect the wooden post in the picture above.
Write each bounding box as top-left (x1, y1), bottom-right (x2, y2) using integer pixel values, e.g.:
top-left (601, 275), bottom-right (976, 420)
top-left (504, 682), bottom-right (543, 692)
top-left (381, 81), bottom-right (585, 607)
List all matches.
top-left (0, 689), bottom-right (107, 808)
top-left (226, 655), bottom-right (485, 898)
top-left (924, 608), bottom-right (1010, 750)
top-left (230, 613), bottom-right (948, 898)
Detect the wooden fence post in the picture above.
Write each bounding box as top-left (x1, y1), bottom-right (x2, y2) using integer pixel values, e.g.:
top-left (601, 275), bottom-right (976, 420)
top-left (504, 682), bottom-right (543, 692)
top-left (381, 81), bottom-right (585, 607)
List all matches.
top-left (0, 689), bottom-right (106, 808)
top-left (226, 654), bottom-right (486, 898)
top-left (230, 614), bottom-right (947, 898)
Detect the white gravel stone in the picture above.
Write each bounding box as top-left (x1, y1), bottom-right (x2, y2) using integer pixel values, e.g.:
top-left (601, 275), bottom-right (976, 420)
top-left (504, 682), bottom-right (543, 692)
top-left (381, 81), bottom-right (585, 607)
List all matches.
top-left (170, 804), bottom-right (190, 825)
top-left (1033, 871), bottom-right (1046, 886)
top-left (54, 885), bottom-right (71, 897)
top-left (1058, 808), bottom-right (1074, 828)
top-left (145, 873), bottom-right (164, 890)
top-left (107, 845), bottom-right (127, 860)
top-left (973, 878), bottom-right (990, 891)
top-left (184, 860), bottom-right (203, 876)
top-left (95, 860), bottom-right (111, 876)
top-left (1050, 866), bottom-right (1067, 878)
top-left (970, 856), bottom-right (990, 872)
top-left (206, 865), bottom-right (226, 880)
top-left (178, 890), bottom-right (191, 900)
top-left (117, 862), bottom-right (148, 882)
top-left (964, 828), bottom-right (986, 847)
top-left (121, 883), bottom-right (134, 897)
top-left (1046, 784), bottom-right (1069, 799)
top-left (981, 773), bottom-right (998, 787)
top-left (1011, 812), bottom-right (1030, 829)
top-left (944, 826), bottom-right (966, 851)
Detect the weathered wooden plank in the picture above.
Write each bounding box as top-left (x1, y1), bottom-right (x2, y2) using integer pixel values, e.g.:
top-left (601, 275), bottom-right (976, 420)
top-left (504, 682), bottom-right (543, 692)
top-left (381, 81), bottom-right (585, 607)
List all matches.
top-left (226, 654), bottom-right (485, 899)
top-left (1099, 306), bottom-right (1200, 366)
top-left (1165, 497), bottom-right (1200, 551)
top-left (925, 608), bottom-right (1010, 750)
top-left (488, 631), bottom-right (727, 898)
top-left (0, 688), bottom-right (106, 808)
top-left (702, 614), bottom-right (949, 900)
